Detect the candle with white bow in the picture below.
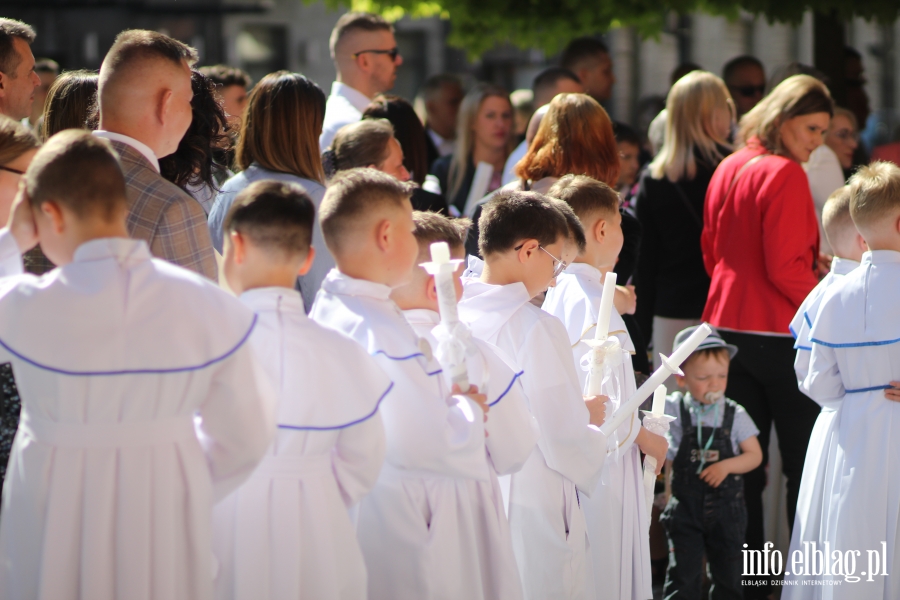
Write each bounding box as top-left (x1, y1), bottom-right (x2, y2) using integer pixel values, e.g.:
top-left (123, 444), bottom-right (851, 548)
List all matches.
top-left (420, 242), bottom-right (470, 391)
top-left (600, 323), bottom-right (712, 437)
top-left (584, 272), bottom-right (618, 396)
top-left (641, 385), bottom-right (675, 518)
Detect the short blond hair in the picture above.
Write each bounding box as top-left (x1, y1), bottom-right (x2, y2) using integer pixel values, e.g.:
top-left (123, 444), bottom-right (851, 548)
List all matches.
top-left (319, 168), bottom-right (414, 255)
top-left (822, 186), bottom-right (856, 252)
top-left (848, 161), bottom-right (900, 231)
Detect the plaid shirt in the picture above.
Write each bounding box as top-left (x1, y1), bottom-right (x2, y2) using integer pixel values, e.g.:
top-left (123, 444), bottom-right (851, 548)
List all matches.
top-left (111, 140), bottom-right (218, 281)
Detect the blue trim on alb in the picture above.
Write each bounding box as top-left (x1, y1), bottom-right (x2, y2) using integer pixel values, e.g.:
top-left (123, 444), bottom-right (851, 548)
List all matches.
top-left (845, 384), bottom-right (893, 394)
top-left (0, 314), bottom-right (257, 376)
top-left (277, 381), bottom-right (394, 431)
top-left (489, 371), bottom-right (525, 407)
top-left (810, 336), bottom-right (900, 348)
top-left (372, 350), bottom-right (425, 361)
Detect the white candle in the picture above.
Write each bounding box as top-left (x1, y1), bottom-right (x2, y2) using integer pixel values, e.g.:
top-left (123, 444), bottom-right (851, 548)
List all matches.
top-left (600, 323), bottom-right (711, 437)
top-left (667, 323), bottom-right (711, 370)
top-left (594, 272), bottom-right (617, 341)
top-left (428, 242), bottom-right (460, 327)
top-left (651, 385), bottom-right (667, 416)
top-left (422, 242), bottom-right (469, 391)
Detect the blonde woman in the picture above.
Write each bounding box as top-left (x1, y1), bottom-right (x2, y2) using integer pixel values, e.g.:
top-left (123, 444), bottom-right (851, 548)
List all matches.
top-left (634, 71), bottom-right (733, 379)
top-left (429, 82), bottom-right (513, 214)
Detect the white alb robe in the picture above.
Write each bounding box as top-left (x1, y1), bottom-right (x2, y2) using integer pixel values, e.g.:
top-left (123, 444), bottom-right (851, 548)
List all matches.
top-left (213, 287), bottom-right (389, 600)
top-left (543, 264), bottom-right (652, 600)
top-left (788, 257), bottom-right (860, 576)
top-left (310, 270), bottom-right (489, 600)
top-left (459, 278), bottom-right (607, 600)
top-left (0, 232), bottom-right (276, 600)
top-left (404, 308), bottom-right (539, 600)
top-left (783, 250), bottom-right (900, 600)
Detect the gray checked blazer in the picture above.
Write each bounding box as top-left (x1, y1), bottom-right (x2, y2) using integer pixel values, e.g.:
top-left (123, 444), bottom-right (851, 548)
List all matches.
top-left (111, 140), bottom-right (218, 281)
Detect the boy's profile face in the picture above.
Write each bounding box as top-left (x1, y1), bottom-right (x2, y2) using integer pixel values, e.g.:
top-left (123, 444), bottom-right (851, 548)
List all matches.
top-left (676, 352), bottom-right (729, 404)
top-left (520, 236), bottom-right (566, 296)
top-left (385, 199), bottom-right (420, 288)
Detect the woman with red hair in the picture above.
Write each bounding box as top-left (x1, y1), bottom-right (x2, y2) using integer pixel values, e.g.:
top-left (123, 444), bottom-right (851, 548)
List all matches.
top-left (513, 92), bottom-right (620, 191)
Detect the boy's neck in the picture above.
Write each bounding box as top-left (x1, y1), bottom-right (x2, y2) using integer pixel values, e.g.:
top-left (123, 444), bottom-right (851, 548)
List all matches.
top-left (480, 257), bottom-right (518, 287)
top-left (336, 260), bottom-right (394, 288)
top-left (238, 268), bottom-right (298, 294)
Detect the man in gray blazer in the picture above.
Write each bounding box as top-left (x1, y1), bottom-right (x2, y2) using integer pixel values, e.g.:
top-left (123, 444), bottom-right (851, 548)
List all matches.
top-left (94, 29), bottom-right (217, 281)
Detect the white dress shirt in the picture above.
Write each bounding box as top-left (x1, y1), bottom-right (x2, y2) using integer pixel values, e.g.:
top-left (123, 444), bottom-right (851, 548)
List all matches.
top-left (92, 130), bottom-right (160, 173)
top-left (802, 144), bottom-right (845, 255)
top-left (427, 128), bottom-right (456, 157)
top-left (319, 82), bottom-right (372, 152)
top-left (501, 139), bottom-right (528, 185)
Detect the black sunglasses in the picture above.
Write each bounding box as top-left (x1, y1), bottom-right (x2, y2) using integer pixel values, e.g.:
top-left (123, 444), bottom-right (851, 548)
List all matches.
top-left (0, 165), bottom-right (24, 176)
top-left (732, 85), bottom-right (765, 98)
top-left (352, 47), bottom-right (400, 61)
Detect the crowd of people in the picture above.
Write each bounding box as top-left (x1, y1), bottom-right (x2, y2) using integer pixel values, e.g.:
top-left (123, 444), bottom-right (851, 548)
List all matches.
top-left (0, 9), bottom-right (897, 600)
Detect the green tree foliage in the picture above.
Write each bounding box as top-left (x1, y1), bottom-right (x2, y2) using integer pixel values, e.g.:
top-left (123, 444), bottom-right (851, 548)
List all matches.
top-left (328, 0), bottom-right (900, 56)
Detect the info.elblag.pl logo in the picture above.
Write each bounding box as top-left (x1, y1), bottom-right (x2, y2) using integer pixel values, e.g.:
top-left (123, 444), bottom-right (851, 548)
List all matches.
top-left (743, 542), bottom-right (889, 583)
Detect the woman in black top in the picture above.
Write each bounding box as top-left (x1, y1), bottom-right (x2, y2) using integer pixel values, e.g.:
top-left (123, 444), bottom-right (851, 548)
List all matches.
top-left (634, 71), bottom-right (734, 372)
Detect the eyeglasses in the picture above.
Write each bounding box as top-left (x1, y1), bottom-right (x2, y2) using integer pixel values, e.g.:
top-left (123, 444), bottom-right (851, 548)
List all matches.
top-left (731, 85), bottom-right (765, 98)
top-left (352, 47), bottom-right (400, 61)
top-left (514, 243), bottom-right (568, 278)
top-left (0, 165), bottom-right (24, 176)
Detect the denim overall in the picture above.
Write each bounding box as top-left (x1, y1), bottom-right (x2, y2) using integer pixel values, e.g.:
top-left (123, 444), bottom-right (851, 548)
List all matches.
top-left (660, 395), bottom-right (747, 600)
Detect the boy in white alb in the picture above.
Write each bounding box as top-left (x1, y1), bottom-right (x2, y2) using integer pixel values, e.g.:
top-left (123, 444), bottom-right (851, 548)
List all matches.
top-left (787, 185), bottom-right (867, 578)
top-left (0, 132), bottom-right (275, 600)
top-left (392, 211), bottom-right (539, 600)
top-left (212, 181), bottom-right (389, 600)
top-left (783, 162), bottom-right (900, 599)
top-left (309, 169), bottom-right (490, 600)
top-left (458, 189), bottom-right (609, 600)
top-left (543, 175), bottom-right (667, 600)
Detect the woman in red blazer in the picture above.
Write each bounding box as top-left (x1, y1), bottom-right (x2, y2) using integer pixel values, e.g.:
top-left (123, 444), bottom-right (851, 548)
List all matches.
top-left (701, 74), bottom-right (833, 597)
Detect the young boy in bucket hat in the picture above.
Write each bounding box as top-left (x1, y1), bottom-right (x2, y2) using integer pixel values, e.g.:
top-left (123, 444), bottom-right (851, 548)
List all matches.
top-left (660, 325), bottom-right (764, 599)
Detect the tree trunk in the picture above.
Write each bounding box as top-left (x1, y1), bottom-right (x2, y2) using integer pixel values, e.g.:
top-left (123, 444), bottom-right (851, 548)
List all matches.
top-left (813, 10), bottom-right (846, 107)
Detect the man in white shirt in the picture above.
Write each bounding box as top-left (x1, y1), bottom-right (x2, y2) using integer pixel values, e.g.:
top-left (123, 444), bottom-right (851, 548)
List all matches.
top-left (0, 19), bottom-right (40, 121)
top-left (502, 68), bottom-right (583, 185)
top-left (94, 29), bottom-right (218, 280)
top-left (421, 73), bottom-right (464, 164)
top-left (320, 12), bottom-right (403, 151)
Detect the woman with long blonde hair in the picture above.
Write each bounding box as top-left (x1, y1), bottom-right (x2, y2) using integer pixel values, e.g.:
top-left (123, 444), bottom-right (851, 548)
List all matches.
top-left (634, 71), bottom-right (733, 379)
top-left (429, 83), bottom-right (513, 214)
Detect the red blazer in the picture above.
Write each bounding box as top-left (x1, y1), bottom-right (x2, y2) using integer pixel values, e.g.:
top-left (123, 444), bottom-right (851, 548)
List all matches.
top-left (701, 140), bottom-right (820, 335)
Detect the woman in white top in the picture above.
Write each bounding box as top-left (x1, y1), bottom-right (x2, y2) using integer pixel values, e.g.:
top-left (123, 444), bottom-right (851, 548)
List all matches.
top-left (208, 71), bottom-right (328, 310)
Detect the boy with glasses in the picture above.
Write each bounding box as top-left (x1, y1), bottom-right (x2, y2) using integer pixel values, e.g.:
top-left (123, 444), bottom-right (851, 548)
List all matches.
top-left (458, 189), bottom-right (609, 599)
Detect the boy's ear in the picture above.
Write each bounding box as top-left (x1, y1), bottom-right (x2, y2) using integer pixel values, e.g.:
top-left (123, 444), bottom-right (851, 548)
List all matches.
top-left (515, 239), bottom-right (539, 263)
top-left (375, 219), bottom-right (392, 252)
top-left (297, 246), bottom-right (316, 276)
top-left (229, 230), bottom-right (247, 264)
top-left (674, 374), bottom-right (686, 388)
top-left (40, 200), bottom-right (66, 235)
top-left (593, 217), bottom-right (606, 244)
top-left (425, 274), bottom-right (438, 302)
top-left (856, 233), bottom-right (869, 253)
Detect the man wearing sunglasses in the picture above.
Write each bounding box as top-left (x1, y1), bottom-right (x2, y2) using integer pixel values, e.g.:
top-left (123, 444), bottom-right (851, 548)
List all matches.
top-left (723, 55), bottom-right (766, 119)
top-left (320, 12), bottom-right (403, 151)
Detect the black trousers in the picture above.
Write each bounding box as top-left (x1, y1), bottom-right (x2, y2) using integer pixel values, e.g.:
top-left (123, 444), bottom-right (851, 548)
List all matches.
top-left (719, 331), bottom-right (821, 598)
